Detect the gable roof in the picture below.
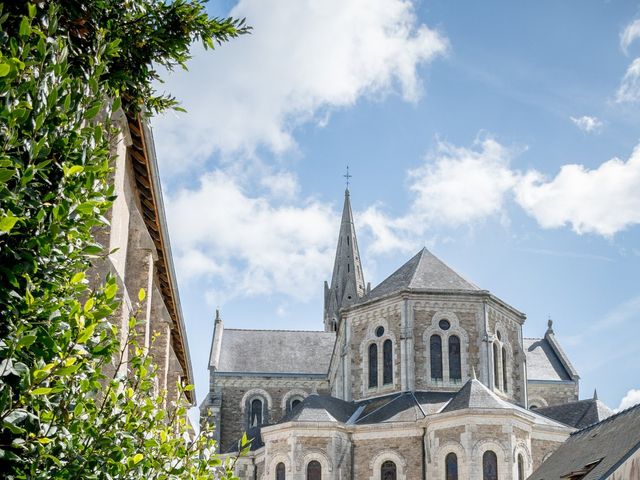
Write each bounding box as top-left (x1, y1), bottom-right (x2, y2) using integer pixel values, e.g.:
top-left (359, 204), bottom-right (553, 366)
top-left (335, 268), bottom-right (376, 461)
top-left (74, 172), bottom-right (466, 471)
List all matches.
top-left (525, 337), bottom-right (575, 381)
top-left (215, 329), bottom-right (335, 375)
top-left (365, 248), bottom-right (480, 301)
top-left (535, 398), bottom-right (613, 429)
top-left (529, 403), bottom-right (640, 480)
top-left (355, 391), bottom-right (453, 424)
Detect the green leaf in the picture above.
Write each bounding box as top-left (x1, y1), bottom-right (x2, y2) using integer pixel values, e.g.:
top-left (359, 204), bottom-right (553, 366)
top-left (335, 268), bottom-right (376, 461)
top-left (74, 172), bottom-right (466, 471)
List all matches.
top-left (71, 272), bottom-right (85, 284)
top-left (85, 102), bottom-right (102, 120)
top-left (31, 387), bottom-right (53, 395)
top-left (77, 323), bottom-right (97, 344)
top-left (16, 335), bottom-right (36, 349)
top-left (0, 168), bottom-right (14, 182)
top-left (64, 165), bottom-right (83, 177)
top-left (0, 215), bottom-right (19, 232)
top-left (132, 453), bottom-right (144, 464)
top-left (19, 17), bottom-right (30, 37)
top-left (105, 282), bottom-right (118, 299)
top-left (0, 64), bottom-right (9, 77)
top-left (138, 288), bottom-right (146, 302)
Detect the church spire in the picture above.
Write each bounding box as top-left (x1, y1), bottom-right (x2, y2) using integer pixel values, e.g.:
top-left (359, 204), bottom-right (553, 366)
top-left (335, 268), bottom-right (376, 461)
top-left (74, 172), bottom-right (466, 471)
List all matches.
top-left (324, 188), bottom-right (366, 331)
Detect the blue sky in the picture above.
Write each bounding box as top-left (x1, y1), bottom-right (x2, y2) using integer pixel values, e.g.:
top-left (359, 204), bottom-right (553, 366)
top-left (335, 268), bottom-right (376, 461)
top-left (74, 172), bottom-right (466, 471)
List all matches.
top-left (152, 0), bottom-right (640, 413)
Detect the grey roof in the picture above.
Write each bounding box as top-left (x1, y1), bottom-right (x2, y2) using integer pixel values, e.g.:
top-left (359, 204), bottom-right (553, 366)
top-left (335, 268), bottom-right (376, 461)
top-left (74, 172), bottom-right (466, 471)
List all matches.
top-left (525, 330), bottom-right (579, 382)
top-left (440, 379), bottom-right (565, 428)
top-left (441, 378), bottom-right (513, 413)
top-left (529, 403), bottom-right (640, 480)
top-left (216, 329), bottom-right (335, 374)
top-left (280, 395), bottom-right (357, 424)
top-left (535, 398), bottom-right (613, 429)
top-left (365, 248), bottom-right (480, 301)
top-left (355, 391), bottom-right (453, 424)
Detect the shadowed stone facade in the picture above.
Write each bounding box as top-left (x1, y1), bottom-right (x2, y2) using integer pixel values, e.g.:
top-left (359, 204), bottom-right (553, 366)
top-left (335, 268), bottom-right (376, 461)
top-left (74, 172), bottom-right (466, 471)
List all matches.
top-left (202, 189), bottom-right (612, 479)
top-left (91, 111), bottom-right (193, 409)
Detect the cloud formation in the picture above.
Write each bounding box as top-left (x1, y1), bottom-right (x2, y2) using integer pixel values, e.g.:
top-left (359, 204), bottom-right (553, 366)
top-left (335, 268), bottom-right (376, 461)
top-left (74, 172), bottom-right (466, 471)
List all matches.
top-left (621, 19), bottom-right (640, 55)
top-left (616, 57), bottom-right (640, 103)
top-left (570, 115), bottom-right (603, 133)
top-left (153, 0), bottom-right (448, 173)
top-left (166, 170), bottom-right (337, 302)
top-left (618, 389), bottom-right (640, 412)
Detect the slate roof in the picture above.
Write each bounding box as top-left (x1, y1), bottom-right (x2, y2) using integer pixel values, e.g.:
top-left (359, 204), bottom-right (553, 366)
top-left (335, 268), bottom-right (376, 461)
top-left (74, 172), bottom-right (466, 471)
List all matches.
top-left (365, 248), bottom-right (480, 301)
top-left (440, 379), bottom-right (564, 428)
top-left (529, 402), bottom-right (640, 480)
top-left (355, 391), bottom-right (454, 424)
top-left (535, 398), bottom-right (613, 429)
top-left (279, 395), bottom-right (358, 424)
top-left (524, 337), bottom-right (574, 381)
top-left (215, 329), bottom-right (335, 374)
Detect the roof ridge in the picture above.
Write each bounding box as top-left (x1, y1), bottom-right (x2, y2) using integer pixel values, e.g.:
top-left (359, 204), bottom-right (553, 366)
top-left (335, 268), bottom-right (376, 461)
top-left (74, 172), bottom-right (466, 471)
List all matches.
top-left (570, 400), bottom-right (640, 436)
top-left (407, 248), bottom-right (427, 287)
top-left (356, 393), bottom-right (404, 423)
top-left (423, 249), bottom-right (480, 290)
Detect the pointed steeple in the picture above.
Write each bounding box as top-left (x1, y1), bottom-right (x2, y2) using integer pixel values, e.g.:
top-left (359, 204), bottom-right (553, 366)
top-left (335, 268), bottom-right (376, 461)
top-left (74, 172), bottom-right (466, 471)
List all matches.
top-left (324, 189), bottom-right (366, 331)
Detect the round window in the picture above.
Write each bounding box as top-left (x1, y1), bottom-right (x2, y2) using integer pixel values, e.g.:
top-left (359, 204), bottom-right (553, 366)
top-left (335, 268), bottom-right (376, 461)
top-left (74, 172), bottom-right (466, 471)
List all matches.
top-left (375, 326), bottom-right (385, 337)
top-left (439, 319), bottom-right (451, 330)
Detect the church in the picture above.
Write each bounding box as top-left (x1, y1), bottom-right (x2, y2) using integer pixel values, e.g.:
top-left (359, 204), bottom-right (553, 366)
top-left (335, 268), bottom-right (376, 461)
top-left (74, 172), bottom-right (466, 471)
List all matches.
top-left (200, 189), bottom-right (615, 479)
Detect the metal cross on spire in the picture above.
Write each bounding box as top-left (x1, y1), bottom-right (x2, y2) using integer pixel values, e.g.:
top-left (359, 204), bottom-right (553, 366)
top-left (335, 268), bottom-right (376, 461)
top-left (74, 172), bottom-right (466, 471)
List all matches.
top-left (343, 166), bottom-right (352, 189)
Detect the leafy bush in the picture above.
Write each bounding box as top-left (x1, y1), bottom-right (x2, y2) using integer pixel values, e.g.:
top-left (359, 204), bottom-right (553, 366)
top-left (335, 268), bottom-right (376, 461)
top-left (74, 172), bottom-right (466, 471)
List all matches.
top-left (0, 1), bottom-right (248, 478)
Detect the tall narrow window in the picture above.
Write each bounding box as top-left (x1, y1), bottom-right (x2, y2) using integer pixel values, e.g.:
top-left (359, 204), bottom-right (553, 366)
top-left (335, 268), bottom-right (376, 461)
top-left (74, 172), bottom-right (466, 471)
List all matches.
top-left (482, 451), bottom-right (498, 480)
top-left (368, 343), bottom-right (378, 388)
top-left (383, 339), bottom-right (393, 385)
top-left (307, 460), bottom-right (321, 480)
top-left (381, 460), bottom-right (396, 480)
top-left (276, 462), bottom-right (286, 480)
top-left (430, 335), bottom-right (443, 380)
top-left (493, 342), bottom-right (500, 389)
top-left (517, 453), bottom-right (524, 480)
top-left (249, 398), bottom-right (263, 428)
top-left (502, 346), bottom-right (508, 392)
top-left (449, 335), bottom-right (461, 380)
top-left (445, 453), bottom-right (458, 480)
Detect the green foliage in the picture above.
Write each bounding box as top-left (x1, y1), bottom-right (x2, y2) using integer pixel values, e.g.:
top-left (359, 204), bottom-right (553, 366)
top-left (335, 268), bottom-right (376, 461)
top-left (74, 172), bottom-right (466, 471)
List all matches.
top-left (0, 0), bottom-right (248, 478)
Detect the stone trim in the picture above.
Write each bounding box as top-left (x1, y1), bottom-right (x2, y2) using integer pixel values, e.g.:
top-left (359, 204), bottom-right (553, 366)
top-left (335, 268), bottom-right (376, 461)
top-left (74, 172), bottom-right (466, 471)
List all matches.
top-left (434, 441), bottom-right (468, 479)
top-left (491, 321), bottom-right (513, 396)
top-left (368, 450), bottom-right (407, 480)
top-left (266, 453), bottom-right (292, 477)
top-left (299, 449), bottom-right (333, 476)
top-left (527, 396), bottom-right (548, 409)
top-left (359, 319), bottom-right (398, 398)
top-left (422, 311), bottom-right (469, 388)
top-left (281, 389), bottom-right (308, 413)
top-left (240, 388), bottom-right (273, 412)
top-left (513, 441), bottom-right (533, 478)
top-left (472, 439), bottom-right (509, 479)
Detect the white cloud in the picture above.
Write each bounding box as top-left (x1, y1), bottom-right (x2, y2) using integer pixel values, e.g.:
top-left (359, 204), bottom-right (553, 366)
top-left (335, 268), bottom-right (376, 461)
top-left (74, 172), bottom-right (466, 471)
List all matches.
top-left (621, 19), bottom-right (640, 55)
top-left (616, 57), bottom-right (640, 103)
top-left (359, 136), bottom-right (518, 253)
top-left (618, 389), bottom-right (640, 412)
top-left (515, 144), bottom-right (640, 236)
top-left (153, 0), bottom-right (448, 173)
top-left (166, 170), bottom-right (337, 302)
top-left (570, 115), bottom-right (603, 133)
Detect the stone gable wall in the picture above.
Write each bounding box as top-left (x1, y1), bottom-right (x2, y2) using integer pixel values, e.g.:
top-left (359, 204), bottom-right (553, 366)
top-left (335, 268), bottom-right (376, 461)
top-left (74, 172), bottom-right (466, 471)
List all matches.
top-left (528, 381), bottom-right (579, 408)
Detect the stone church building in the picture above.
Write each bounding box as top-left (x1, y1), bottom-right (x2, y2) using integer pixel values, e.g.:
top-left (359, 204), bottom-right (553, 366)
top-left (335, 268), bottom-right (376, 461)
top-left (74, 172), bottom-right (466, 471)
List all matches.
top-left (201, 189), bottom-right (613, 479)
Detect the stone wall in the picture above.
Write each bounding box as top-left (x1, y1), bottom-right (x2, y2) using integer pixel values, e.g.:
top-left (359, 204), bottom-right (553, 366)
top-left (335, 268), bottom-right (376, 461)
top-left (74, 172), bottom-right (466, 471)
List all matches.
top-left (531, 437), bottom-right (565, 471)
top-left (528, 381), bottom-right (578, 408)
top-left (210, 377), bottom-right (329, 452)
top-left (353, 434), bottom-right (422, 480)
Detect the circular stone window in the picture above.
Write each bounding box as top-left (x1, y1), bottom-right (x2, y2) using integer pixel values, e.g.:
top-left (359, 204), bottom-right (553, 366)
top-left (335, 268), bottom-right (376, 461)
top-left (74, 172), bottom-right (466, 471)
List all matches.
top-left (375, 326), bottom-right (385, 337)
top-left (439, 319), bottom-right (451, 330)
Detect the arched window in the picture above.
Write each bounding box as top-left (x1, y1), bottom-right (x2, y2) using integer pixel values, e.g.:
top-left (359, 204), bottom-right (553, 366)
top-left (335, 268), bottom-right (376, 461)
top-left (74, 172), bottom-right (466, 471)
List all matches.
top-left (288, 396), bottom-right (303, 413)
top-left (492, 342), bottom-right (500, 389)
top-left (306, 460), bottom-right (321, 480)
top-left (383, 339), bottom-right (393, 385)
top-left (381, 460), bottom-right (396, 480)
top-left (445, 452), bottom-right (458, 480)
top-left (276, 462), bottom-right (286, 480)
top-left (368, 343), bottom-right (378, 388)
top-left (482, 450), bottom-right (498, 480)
top-left (448, 335), bottom-right (461, 380)
top-left (501, 346), bottom-right (508, 392)
top-left (517, 453), bottom-right (524, 480)
top-left (249, 398), bottom-right (263, 428)
top-left (430, 334), bottom-right (443, 380)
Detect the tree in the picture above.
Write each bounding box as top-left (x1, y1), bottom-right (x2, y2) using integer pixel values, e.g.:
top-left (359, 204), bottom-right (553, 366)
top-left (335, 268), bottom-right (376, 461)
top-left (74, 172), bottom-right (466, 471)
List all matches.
top-left (0, 1), bottom-right (249, 478)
